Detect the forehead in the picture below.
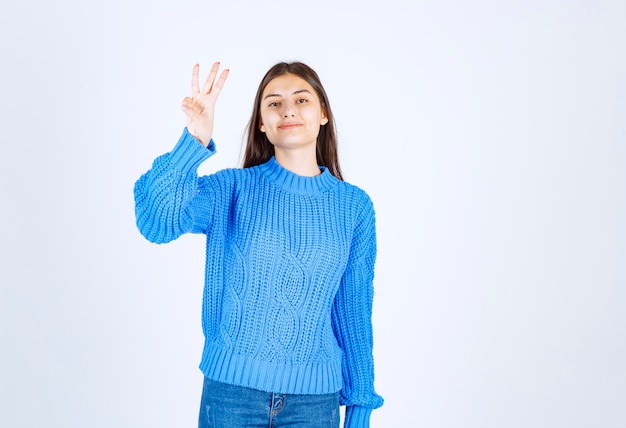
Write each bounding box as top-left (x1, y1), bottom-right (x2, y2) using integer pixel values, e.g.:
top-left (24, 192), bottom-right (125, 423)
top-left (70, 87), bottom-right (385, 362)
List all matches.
top-left (262, 73), bottom-right (317, 97)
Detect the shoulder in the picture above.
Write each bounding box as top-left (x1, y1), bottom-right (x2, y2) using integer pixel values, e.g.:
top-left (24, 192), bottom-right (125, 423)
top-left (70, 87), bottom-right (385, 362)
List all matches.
top-left (198, 166), bottom-right (253, 185)
top-left (337, 180), bottom-right (375, 211)
top-left (330, 180), bottom-right (376, 234)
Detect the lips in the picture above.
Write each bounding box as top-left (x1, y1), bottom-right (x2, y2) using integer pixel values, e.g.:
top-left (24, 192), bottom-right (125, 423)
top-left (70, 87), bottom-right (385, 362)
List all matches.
top-left (278, 123), bottom-right (302, 130)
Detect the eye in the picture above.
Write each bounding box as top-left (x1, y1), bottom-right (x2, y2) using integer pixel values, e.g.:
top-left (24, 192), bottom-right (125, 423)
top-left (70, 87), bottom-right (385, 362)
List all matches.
top-left (268, 101), bottom-right (280, 107)
top-left (296, 98), bottom-right (308, 104)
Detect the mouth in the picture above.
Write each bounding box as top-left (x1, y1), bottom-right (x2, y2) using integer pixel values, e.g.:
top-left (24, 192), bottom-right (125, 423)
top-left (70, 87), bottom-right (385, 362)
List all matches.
top-left (278, 123), bottom-right (302, 130)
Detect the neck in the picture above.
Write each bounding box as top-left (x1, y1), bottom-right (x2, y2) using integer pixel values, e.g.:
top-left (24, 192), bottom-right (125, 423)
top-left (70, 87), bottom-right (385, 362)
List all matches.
top-left (274, 146), bottom-right (320, 177)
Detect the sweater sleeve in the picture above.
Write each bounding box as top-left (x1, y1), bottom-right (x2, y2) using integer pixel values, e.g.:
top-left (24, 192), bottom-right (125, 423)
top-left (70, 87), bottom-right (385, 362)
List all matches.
top-left (134, 128), bottom-right (217, 243)
top-left (331, 193), bottom-right (384, 428)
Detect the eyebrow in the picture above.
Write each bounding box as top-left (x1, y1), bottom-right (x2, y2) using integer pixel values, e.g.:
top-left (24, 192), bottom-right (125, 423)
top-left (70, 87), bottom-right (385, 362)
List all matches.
top-left (263, 89), bottom-right (312, 100)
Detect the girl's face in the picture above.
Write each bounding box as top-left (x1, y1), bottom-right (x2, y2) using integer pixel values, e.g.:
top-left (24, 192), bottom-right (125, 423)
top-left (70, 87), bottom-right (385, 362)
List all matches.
top-left (259, 73), bottom-right (328, 153)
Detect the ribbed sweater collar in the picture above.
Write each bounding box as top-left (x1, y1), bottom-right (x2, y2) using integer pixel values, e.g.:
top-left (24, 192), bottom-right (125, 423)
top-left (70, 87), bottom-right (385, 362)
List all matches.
top-left (256, 156), bottom-right (338, 195)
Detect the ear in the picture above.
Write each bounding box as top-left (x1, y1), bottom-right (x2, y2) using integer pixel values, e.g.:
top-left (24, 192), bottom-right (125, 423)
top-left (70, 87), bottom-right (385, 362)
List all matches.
top-left (321, 110), bottom-right (329, 126)
top-left (259, 120), bottom-right (265, 133)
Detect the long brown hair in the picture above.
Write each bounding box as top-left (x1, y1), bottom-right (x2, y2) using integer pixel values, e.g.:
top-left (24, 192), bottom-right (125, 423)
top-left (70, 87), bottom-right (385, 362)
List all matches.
top-left (243, 62), bottom-right (343, 180)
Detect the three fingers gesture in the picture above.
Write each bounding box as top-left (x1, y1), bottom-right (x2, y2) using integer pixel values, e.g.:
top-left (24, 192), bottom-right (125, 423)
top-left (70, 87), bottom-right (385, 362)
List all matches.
top-left (181, 62), bottom-right (229, 147)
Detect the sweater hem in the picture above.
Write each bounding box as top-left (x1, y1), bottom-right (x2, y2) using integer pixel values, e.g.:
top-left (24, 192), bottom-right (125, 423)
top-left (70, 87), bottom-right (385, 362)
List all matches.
top-left (199, 341), bottom-right (343, 395)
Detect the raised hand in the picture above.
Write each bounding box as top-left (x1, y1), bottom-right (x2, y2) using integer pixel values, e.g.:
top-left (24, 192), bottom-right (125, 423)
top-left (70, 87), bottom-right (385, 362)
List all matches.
top-left (181, 62), bottom-right (229, 147)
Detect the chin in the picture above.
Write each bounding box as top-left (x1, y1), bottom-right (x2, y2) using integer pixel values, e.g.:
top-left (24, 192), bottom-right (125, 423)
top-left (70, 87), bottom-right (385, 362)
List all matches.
top-left (269, 138), bottom-right (316, 151)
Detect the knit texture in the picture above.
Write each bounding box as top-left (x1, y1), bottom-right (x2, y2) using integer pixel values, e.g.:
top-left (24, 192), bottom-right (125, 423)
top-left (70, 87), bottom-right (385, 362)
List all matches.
top-left (134, 128), bottom-right (383, 427)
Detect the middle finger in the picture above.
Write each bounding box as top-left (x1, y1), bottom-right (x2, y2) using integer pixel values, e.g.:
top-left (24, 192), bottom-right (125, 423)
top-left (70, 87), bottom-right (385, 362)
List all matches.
top-left (201, 62), bottom-right (221, 94)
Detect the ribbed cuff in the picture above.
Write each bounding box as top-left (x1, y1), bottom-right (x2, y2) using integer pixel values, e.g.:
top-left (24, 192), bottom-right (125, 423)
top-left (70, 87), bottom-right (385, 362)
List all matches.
top-left (168, 127), bottom-right (215, 172)
top-left (344, 406), bottom-right (372, 428)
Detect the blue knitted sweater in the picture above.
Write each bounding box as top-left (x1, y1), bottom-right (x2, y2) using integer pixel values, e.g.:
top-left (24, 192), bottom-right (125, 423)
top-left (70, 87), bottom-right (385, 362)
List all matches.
top-left (134, 129), bottom-right (383, 427)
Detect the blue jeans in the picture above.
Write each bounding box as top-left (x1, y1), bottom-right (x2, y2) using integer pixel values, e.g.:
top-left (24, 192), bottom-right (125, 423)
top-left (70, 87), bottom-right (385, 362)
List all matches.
top-left (198, 377), bottom-right (340, 428)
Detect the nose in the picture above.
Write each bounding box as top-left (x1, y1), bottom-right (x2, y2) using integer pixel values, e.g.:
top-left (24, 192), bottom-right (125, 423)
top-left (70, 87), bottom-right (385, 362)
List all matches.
top-left (281, 104), bottom-right (296, 117)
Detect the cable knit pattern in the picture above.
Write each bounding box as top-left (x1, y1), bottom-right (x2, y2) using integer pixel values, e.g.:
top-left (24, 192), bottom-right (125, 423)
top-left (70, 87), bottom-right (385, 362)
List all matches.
top-left (134, 128), bottom-right (383, 427)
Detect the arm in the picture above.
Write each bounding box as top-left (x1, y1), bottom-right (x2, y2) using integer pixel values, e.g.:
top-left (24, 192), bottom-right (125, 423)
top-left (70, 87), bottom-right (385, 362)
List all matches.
top-left (133, 129), bottom-right (216, 243)
top-left (134, 62), bottom-right (229, 243)
top-left (331, 194), bottom-right (384, 428)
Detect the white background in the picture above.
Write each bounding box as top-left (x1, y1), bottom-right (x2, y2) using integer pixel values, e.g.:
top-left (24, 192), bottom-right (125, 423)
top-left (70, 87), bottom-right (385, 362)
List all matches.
top-left (1, 0), bottom-right (625, 427)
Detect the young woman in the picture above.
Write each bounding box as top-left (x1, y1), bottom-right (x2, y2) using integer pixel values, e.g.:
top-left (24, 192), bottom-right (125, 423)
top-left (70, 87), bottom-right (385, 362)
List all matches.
top-left (134, 61), bottom-right (383, 428)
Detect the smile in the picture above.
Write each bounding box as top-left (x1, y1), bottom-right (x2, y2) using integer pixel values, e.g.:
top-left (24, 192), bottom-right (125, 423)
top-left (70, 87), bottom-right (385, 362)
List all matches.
top-left (278, 123), bottom-right (302, 130)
